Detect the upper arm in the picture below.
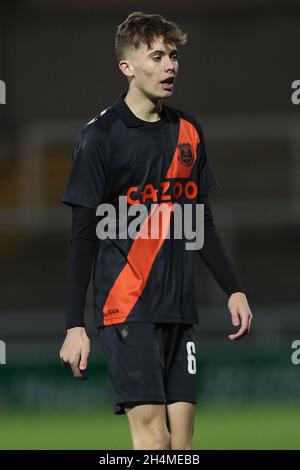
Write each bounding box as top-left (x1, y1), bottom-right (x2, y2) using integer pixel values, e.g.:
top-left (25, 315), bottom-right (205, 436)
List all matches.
top-left (61, 124), bottom-right (108, 209)
top-left (196, 120), bottom-right (221, 196)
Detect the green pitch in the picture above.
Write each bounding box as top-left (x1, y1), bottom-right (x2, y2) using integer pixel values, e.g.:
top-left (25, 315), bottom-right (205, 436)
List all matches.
top-left (0, 404), bottom-right (299, 450)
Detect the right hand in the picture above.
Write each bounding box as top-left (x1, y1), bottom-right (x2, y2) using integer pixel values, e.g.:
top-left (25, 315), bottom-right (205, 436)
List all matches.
top-left (59, 327), bottom-right (90, 380)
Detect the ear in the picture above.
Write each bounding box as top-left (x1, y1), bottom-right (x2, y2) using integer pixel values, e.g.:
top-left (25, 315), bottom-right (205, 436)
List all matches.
top-left (119, 60), bottom-right (134, 78)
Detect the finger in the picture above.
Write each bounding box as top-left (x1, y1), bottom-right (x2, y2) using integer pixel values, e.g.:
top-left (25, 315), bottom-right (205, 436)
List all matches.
top-left (228, 321), bottom-right (248, 341)
top-left (79, 352), bottom-right (89, 371)
top-left (231, 311), bottom-right (240, 327)
top-left (70, 362), bottom-right (86, 380)
top-left (247, 315), bottom-right (253, 333)
top-left (61, 358), bottom-right (70, 368)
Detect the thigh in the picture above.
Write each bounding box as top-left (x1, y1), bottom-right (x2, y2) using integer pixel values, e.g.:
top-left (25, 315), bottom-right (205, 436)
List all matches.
top-left (99, 322), bottom-right (166, 415)
top-left (166, 401), bottom-right (195, 449)
top-left (125, 402), bottom-right (167, 431)
top-left (125, 403), bottom-right (170, 450)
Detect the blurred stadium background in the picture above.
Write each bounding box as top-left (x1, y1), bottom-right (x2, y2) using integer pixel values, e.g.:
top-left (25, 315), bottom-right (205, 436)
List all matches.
top-left (0, 0), bottom-right (300, 450)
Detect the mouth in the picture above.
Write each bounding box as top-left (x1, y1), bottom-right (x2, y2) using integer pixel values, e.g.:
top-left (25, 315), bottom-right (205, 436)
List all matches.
top-left (160, 76), bottom-right (175, 91)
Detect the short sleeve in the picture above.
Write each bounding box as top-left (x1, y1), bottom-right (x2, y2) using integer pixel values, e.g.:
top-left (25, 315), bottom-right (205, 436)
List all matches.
top-left (196, 121), bottom-right (221, 196)
top-left (61, 124), bottom-right (107, 209)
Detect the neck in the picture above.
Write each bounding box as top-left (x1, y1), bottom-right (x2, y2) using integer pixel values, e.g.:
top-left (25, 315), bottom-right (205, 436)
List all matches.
top-left (124, 87), bottom-right (163, 123)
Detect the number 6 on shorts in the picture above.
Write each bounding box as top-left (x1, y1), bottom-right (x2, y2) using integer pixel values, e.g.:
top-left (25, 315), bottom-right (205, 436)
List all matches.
top-left (186, 341), bottom-right (196, 374)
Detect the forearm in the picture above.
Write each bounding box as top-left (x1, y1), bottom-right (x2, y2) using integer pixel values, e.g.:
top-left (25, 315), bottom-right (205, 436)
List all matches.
top-left (65, 239), bottom-right (95, 329)
top-left (65, 205), bottom-right (98, 330)
top-left (198, 196), bottom-right (244, 296)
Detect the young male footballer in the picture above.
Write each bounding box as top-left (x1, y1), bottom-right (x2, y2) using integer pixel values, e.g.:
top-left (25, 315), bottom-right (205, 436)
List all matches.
top-left (59, 12), bottom-right (253, 450)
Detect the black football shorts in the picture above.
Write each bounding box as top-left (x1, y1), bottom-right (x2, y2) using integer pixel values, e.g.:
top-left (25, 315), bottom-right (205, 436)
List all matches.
top-left (98, 322), bottom-right (198, 415)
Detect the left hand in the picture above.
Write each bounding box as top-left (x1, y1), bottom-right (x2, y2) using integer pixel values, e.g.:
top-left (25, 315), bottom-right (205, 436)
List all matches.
top-left (227, 292), bottom-right (253, 341)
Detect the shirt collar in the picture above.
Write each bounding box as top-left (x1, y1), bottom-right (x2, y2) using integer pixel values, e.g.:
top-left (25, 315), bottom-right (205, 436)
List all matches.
top-left (112, 91), bottom-right (175, 128)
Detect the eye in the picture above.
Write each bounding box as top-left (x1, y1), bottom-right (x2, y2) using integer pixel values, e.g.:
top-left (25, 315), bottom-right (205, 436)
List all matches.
top-left (171, 53), bottom-right (178, 61)
top-left (152, 56), bottom-right (161, 61)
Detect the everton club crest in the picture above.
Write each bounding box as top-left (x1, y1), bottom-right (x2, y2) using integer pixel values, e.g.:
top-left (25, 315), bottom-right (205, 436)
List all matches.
top-left (177, 143), bottom-right (194, 167)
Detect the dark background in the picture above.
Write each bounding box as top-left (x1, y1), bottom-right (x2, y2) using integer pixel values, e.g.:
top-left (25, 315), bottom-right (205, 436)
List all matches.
top-left (0, 0), bottom-right (299, 450)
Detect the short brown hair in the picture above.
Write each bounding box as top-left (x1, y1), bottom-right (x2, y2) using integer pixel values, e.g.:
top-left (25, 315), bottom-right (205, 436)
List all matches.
top-left (115, 11), bottom-right (188, 61)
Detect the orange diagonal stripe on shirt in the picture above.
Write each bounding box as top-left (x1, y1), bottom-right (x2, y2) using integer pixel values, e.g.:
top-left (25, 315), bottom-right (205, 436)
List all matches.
top-left (103, 203), bottom-right (173, 325)
top-left (103, 118), bottom-right (199, 325)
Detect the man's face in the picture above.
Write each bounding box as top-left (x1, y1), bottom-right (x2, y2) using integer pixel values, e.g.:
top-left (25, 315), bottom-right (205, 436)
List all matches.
top-left (124, 36), bottom-right (179, 99)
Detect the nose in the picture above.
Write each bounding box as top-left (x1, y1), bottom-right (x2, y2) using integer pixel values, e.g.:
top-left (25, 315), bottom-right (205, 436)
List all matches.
top-left (164, 57), bottom-right (176, 74)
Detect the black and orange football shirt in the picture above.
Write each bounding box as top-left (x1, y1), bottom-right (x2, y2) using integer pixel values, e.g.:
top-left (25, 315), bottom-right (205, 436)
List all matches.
top-left (62, 92), bottom-right (220, 327)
